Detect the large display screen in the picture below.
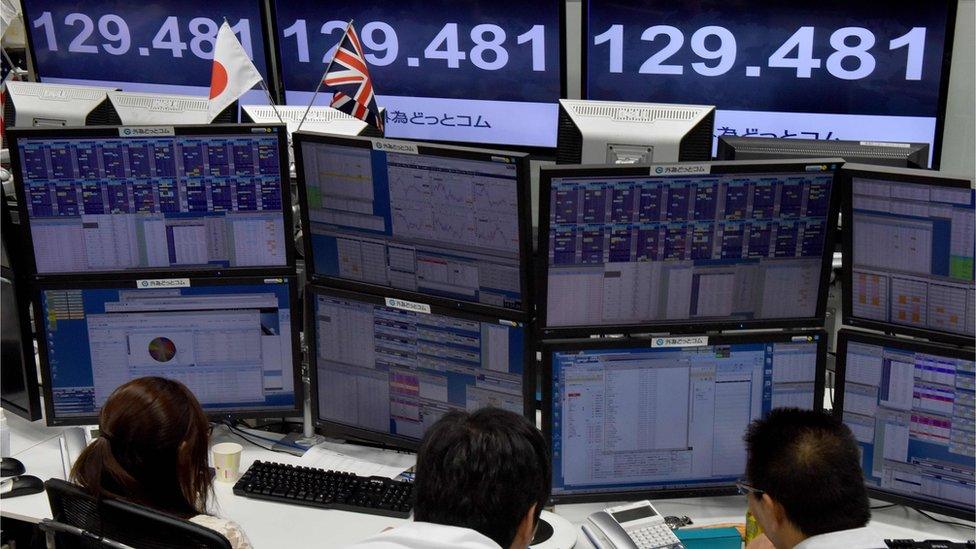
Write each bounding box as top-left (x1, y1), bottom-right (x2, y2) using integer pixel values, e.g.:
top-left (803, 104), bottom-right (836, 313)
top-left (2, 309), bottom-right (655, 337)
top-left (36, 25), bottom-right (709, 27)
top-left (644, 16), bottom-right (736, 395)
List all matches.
top-left (272, 0), bottom-right (563, 147)
top-left (541, 162), bottom-right (838, 334)
top-left (38, 278), bottom-right (299, 423)
top-left (22, 0), bottom-right (271, 103)
top-left (548, 333), bottom-right (824, 500)
top-left (296, 135), bottom-right (529, 314)
top-left (836, 332), bottom-right (975, 518)
top-left (847, 173), bottom-right (975, 342)
top-left (584, 0), bottom-right (955, 162)
top-left (312, 288), bottom-right (528, 446)
top-left (12, 127), bottom-right (290, 276)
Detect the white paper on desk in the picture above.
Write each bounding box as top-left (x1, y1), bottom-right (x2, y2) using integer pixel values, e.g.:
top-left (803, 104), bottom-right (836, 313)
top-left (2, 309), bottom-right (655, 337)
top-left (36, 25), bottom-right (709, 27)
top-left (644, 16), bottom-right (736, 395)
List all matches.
top-left (298, 446), bottom-right (412, 479)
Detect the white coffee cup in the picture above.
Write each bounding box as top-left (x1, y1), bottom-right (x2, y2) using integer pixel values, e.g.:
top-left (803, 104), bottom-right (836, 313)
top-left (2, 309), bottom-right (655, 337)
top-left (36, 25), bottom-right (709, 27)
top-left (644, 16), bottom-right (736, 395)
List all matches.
top-left (212, 442), bottom-right (243, 483)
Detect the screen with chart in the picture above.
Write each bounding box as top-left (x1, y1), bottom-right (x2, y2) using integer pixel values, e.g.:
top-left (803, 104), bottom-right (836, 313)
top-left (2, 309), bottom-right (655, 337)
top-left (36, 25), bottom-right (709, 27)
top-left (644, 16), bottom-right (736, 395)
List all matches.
top-left (22, 0), bottom-right (271, 103)
top-left (38, 278), bottom-right (299, 424)
top-left (312, 288), bottom-right (528, 447)
top-left (583, 0), bottom-right (954, 162)
top-left (847, 173), bottom-right (975, 342)
top-left (12, 127), bottom-right (289, 276)
top-left (541, 162), bottom-right (838, 333)
top-left (272, 0), bottom-right (563, 147)
top-left (836, 331), bottom-right (975, 518)
top-left (547, 332), bottom-right (824, 501)
top-left (297, 135), bottom-right (528, 313)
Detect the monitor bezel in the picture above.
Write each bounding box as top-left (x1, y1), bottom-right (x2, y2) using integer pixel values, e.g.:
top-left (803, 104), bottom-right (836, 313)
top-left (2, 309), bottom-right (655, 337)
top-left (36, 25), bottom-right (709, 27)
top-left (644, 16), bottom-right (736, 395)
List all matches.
top-left (542, 329), bottom-right (828, 504)
top-left (293, 131), bottom-right (534, 320)
top-left (833, 329), bottom-right (976, 521)
top-left (536, 158), bottom-right (844, 338)
top-left (306, 282), bottom-right (536, 452)
top-left (31, 274), bottom-right (305, 426)
top-left (578, 0), bottom-right (958, 170)
top-left (7, 124), bottom-right (296, 281)
top-left (21, 0), bottom-right (279, 100)
top-left (840, 163), bottom-right (976, 347)
top-left (267, 0), bottom-right (567, 153)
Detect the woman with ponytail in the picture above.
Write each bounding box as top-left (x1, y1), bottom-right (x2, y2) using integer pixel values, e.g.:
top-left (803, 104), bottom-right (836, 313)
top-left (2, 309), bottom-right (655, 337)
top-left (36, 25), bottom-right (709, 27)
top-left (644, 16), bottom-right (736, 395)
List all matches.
top-left (70, 377), bottom-right (252, 549)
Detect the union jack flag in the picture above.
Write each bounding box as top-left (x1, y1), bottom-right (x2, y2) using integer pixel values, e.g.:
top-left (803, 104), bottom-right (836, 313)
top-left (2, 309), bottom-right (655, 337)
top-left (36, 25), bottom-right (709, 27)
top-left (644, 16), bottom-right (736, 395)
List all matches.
top-left (322, 23), bottom-right (383, 132)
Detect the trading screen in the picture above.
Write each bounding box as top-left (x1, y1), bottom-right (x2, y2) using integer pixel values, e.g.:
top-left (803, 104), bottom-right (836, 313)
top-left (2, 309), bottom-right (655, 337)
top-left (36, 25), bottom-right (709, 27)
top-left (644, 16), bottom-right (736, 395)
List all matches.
top-left (839, 338), bottom-right (975, 512)
top-left (41, 282), bottom-right (297, 420)
top-left (18, 132), bottom-right (287, 274)
top-left (545, 169), bottom-right (834, 328)
top-left (301, 141), bottom-right (524, 311)
top-left (850, 177), bottom-right (975, 338)
top-left (314, 292), bottom-right (526, 441)
top-left (550, 336), bottom-right (821, 497)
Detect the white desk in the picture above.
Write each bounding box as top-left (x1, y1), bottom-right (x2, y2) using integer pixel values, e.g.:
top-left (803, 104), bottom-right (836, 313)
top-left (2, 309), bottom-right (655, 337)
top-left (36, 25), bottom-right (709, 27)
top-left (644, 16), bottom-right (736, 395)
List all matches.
top-left (3, 413), bottom-right (973, 548)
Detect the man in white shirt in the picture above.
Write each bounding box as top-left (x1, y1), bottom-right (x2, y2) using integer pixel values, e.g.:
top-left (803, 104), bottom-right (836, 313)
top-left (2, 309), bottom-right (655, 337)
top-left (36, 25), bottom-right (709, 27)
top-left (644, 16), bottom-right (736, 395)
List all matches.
top-left (349, 407), bottom-right (550, 549)
top-left (740, 408), bottom-right (886, 549)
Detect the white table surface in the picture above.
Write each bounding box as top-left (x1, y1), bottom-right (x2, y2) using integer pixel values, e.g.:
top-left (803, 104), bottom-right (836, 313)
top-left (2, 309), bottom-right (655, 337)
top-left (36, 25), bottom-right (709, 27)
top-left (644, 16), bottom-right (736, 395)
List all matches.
top-left (2, 413), bottom-right (973, 548)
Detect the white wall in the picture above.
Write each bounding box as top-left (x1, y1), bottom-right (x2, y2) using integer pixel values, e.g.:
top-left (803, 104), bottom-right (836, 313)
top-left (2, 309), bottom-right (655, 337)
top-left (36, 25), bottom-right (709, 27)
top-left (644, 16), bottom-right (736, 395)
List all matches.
top-left (563, 0), bottom-right (975, 177)
top-left (940, 0), bottom-right (975, 178)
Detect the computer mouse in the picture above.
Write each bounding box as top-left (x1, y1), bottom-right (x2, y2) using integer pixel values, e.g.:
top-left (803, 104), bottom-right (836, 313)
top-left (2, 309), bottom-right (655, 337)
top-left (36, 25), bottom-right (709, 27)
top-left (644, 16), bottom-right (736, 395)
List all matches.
top-left (0, 457), bottom-right (25, 478)
top-left (0, 475), bottom-right (45, 498)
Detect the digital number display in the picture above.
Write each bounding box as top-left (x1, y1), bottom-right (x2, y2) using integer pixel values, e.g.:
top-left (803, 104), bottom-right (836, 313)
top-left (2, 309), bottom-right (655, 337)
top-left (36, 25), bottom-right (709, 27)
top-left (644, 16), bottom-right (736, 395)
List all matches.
top-left (23, 0), bottom-right (270, 101)
top-left (273, 0), bottom-right (563, 147)
top-left (585, 0), bottom-right (953, 160)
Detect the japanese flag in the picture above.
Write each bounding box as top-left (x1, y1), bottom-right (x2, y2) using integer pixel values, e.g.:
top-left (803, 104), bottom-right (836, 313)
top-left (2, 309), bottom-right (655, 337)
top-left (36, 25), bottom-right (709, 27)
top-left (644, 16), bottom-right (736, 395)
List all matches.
top-left (207, 21), bottom-right (262, 122)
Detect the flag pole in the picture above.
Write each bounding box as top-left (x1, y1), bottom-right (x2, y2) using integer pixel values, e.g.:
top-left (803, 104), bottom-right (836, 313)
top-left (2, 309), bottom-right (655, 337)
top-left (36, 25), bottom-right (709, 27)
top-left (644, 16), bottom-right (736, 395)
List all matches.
top-left (296, 18), bottom-right (354, 133)
top-left (258, 80), bottom-right (286, 126)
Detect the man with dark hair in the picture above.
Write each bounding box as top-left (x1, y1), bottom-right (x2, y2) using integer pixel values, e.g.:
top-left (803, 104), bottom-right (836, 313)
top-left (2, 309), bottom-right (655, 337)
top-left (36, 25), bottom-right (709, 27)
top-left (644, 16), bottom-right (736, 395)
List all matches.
top-left (740, 407), bottom-right (883, 549)
top-left (349, 407), bottom-right (551, 549)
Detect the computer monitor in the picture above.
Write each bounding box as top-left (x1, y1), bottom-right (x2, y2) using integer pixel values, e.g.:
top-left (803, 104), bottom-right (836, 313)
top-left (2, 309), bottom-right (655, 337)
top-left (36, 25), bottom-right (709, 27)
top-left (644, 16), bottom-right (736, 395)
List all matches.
top-left (834, 330), bottom-right (975, 520)
top-left (556, 99), bottom-right (715, 165)
top-left (582, 0), bottom-right (956, 166)
top-left (842, 164), bottom-right (975, 346)
top-left (309, 285), bottom-right (533, 450)
top-left (270, 0), bottom-right (564, 148)
top-left (544, 330), bottom-right (827, 503)
top-left (2, 81), bottom-right (118, 127)
top-left (0, 201), bottom-right (42, 421)
top-left (34, 276), bottom-right (301, 426)
top-left (716, 137), bottom-right (930, 169)
top-left (294, 133), bottom-right (532, 316)
top-left (21, 0), bottom-right (273, 104)
top-left (539, 159), bottom-right (842, 336)
top-left (241, 106), bottom-right (384, 139)
top-left (8, 124), bottom-right (294, 277)
top-left (105, 91), bottom-right (237, 125)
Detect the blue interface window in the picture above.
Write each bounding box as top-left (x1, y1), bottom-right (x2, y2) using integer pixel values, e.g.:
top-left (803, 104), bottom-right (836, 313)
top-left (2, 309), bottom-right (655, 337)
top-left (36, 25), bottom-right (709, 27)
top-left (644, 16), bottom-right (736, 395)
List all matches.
top-left (301, 142), bottom-right (523, 310)
top-left (840, 340), bottom-right (975, 511)
top-left (41, 282), bottom-right (297, 419)
top-left (850, 178), bottom-right (975, 338)
top-left (19, 133), bottom-right (287, 274)
top-left (315, 293), bottom-right (525, 441)
top-left (550, 337), bottom-right (820, 497)
top-left (546, 171), bottom-right (834, 327)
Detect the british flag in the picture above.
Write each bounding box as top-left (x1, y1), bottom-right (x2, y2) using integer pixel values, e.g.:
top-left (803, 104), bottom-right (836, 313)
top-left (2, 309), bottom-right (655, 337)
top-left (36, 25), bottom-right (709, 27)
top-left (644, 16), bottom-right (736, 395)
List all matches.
top-left (322, 23), bottom-right (383, 132)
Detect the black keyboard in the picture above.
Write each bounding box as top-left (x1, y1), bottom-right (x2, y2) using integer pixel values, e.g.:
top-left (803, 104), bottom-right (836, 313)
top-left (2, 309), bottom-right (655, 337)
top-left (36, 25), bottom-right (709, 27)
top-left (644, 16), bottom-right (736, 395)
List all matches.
top-left (232, 460), bottom-right (414, 518)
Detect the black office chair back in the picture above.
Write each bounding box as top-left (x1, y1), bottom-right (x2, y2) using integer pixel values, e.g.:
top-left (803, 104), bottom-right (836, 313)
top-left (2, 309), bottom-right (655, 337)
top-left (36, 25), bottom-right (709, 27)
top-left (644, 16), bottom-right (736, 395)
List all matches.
top-left (45, 479), bottom-right (233, 549)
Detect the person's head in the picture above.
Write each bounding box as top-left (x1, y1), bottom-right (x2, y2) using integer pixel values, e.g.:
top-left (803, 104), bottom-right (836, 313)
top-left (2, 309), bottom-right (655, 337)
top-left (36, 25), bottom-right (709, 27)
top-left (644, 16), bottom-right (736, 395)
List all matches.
top-left (413, 407), bottom-right (550, 549)
top-left (71, 377), bottom-right (212, 518)
top-left (743, 408), bottom-right (870, 549)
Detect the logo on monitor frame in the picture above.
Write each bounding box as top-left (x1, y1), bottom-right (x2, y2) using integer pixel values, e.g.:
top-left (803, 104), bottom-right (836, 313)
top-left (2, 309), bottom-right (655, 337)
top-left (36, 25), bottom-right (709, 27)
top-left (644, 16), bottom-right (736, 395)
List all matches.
top-left (384, 297), bottom-right (431, 314)
top-left (119, 127), bottom-right (175, 137)
top-left (652, 164), bottom-right (710, 175)
top-left (137, 278), bottom-right (190, 289)
top-left (372, 139), bottom-right (419, 155)
top-left (651, 336), bottom-right (708, 348)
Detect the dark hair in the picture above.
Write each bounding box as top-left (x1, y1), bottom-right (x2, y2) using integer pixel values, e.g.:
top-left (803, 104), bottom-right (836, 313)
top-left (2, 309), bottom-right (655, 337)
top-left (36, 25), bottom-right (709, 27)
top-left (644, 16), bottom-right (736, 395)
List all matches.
top-left (744, 407), bottom-right (870, 537)
top-left (413, 408), bottom-right (551, 547)
top-left (71, 377), bottom-right (212, 519)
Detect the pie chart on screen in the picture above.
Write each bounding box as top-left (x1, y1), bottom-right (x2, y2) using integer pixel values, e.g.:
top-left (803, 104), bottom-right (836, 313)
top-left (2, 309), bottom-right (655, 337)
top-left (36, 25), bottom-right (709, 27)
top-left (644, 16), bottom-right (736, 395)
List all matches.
top-left (148, 337), bottom-right (177, 363)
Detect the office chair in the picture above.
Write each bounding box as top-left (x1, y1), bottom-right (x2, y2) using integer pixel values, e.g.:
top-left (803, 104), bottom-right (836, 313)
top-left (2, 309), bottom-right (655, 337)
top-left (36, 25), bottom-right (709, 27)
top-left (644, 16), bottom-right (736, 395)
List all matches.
top-left (44, 479), bottom-right (233, 549)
